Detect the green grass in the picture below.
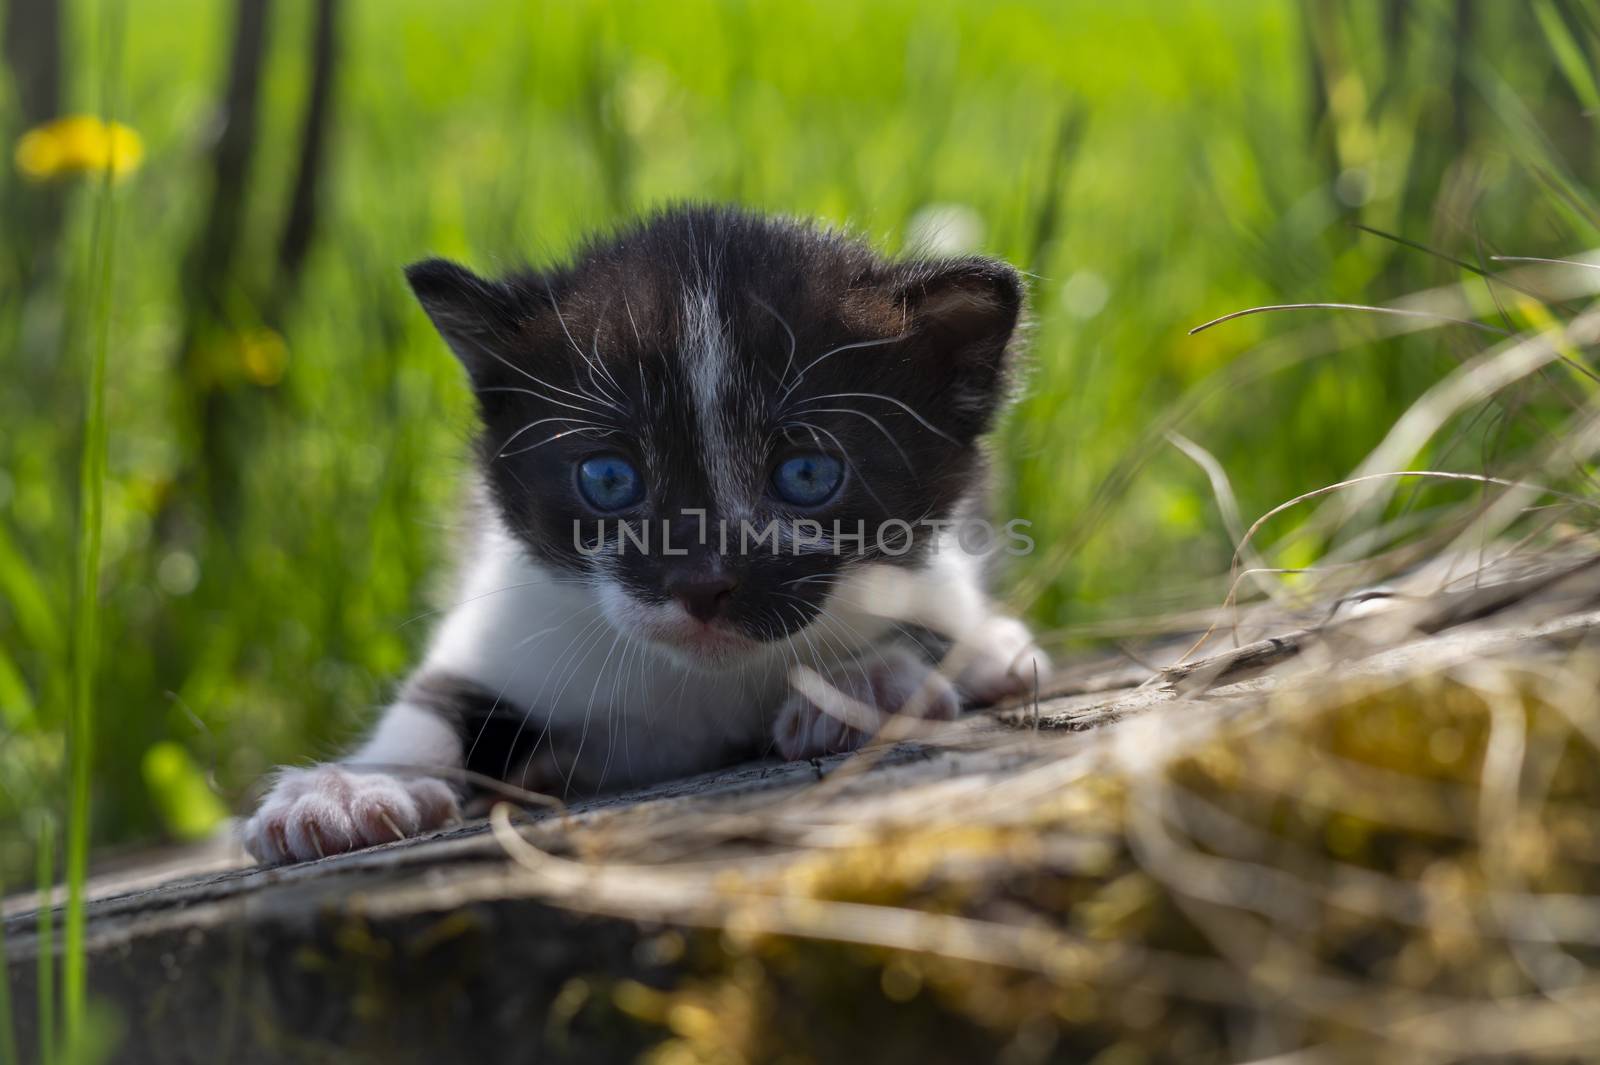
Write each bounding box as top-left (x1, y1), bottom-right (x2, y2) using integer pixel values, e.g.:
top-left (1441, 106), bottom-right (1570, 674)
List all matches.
top-left (1, 2), bottom-right (1598, 1051)
top-left (63, 0), bottom-right (125, 1041)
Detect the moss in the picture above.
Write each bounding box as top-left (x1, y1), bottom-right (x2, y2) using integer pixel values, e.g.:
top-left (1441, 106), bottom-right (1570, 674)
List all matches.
top-left (620, 659), bottom-right (1600, 1064)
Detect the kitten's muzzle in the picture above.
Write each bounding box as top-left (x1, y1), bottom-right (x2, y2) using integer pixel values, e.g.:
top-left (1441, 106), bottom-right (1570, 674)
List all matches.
top-left (667, 572), bottom-right (737, 623)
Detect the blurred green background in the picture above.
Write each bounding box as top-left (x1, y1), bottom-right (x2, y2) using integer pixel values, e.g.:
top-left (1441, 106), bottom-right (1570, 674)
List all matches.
top-left (1, 0), bottom-right (1597, 875)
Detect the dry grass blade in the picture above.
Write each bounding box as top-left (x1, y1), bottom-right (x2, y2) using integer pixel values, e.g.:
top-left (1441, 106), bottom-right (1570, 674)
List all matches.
top-left (1187, 302), bottom-right (1512, 337)
top-left (1491, 253), bottom-right (1600, 271)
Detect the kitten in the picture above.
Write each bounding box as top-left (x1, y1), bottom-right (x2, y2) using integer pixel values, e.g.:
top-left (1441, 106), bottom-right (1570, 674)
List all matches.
top-left (242, 205), bottom-right (1048, 865)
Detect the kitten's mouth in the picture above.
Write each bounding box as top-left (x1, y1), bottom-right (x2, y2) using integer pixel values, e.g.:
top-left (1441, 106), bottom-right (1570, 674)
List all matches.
top-left (648, 620), bottom-right (759, 663)
top-left (594, 585), bottom-right (764, 667)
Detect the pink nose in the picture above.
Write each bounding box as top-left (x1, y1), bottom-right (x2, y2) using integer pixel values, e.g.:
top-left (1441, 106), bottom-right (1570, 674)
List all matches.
top-left (667, 574), bottom-right (736, 623)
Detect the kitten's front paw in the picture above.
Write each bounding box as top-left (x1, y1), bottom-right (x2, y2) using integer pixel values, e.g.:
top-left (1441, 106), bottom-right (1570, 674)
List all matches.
top-left (951, 616), bottom-right (1051, 705)
top-left (774, 647), bottom-right (960, 761)
top-left (240, 765), bottom-right (459, 865)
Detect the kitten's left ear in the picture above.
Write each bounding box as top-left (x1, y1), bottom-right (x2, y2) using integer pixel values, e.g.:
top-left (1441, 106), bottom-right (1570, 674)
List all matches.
top-left (405, 258), bottom-right (522, 387)
top-left (896, 257), bottom-right (1023, 427)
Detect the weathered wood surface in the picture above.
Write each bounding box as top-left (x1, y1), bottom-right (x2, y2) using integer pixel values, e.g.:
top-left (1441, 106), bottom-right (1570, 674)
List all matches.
top-left (6, 559), bottom-right (1596, 1064)
top-left (1, 668), bottom-right (1191, 1065)
top-left (4, 727), bottom-right (1140, 1063)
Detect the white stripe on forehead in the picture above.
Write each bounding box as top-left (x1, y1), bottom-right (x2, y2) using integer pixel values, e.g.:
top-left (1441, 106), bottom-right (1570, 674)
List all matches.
top-left (682, 285), bottom-right (750, 516)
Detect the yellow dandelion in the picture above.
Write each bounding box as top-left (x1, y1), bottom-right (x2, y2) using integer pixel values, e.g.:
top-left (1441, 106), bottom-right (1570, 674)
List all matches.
top-left (238, 328), bottom-right (290, 387)
top-left (14, 114), bottom-right (144, 182)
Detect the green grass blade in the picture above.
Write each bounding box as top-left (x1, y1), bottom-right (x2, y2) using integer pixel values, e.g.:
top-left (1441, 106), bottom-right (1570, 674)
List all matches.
top-left (1534, 0), bottom-right (1600, 112)
top-left (63, 207), bottom-right (109, 1056)
top-left (0, 523), bottom-right (63, 666)
top-left (64, 0), bottom-right (127, 1045)
top-left (33, 820), bottom-right (53, 1065)
top-left (0, 645), bottom-right (35, 731)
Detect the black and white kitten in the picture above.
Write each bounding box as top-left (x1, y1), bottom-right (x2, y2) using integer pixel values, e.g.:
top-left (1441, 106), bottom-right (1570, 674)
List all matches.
top-left (242, 206), bottom-right (1048, 865)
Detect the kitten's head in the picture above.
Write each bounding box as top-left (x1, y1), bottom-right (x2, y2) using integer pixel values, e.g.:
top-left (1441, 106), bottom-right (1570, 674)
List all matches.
top-left (407, 206), bottom-right (1022, 669)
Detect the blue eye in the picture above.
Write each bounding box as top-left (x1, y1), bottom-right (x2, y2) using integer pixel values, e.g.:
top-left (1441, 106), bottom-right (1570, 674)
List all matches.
top-left (772, 453), bottom-right (844, 507)
top-left (576, 455), bottom-right (644, 511)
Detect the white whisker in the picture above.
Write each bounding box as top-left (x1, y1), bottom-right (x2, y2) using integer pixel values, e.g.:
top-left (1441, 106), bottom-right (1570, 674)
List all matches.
top-left (495, 417), bottom-right (613, 458)
top-left (476, 384), bottom-right (624, 423)
top-left (499, 424), bottom-right (618, 459)
top-left (750, 294), bottom-right (799, 389)
top-left (791, 391), bottom-right (958, 445)
top-left (780, 333), bottom-right (909, 402)
top-left (786, 406), bottom-right (914, 471)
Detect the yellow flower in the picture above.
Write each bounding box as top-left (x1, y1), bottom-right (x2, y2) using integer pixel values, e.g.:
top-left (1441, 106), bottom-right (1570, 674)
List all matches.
top-left (238, 328), bottom-right (289, 387)
top-left (14, 114), bottom-right (144, 182)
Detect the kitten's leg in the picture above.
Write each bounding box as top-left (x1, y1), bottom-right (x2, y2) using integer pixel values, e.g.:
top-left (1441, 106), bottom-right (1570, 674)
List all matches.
top-left (829, 551), bottom-right (1052, 711)
top-left (772, 641), bottom-right (961, 761)
top-left (896, 546), bottom-right (1051, 704)
top-left (947, 614), bottom-right (1051, 705)
top-left (240, 679), bottom-right (465, 865)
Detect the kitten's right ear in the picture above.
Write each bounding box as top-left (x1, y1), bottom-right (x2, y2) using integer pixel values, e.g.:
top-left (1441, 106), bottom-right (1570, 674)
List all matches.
top-left (405, 258), bottom-right (520, 385)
